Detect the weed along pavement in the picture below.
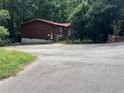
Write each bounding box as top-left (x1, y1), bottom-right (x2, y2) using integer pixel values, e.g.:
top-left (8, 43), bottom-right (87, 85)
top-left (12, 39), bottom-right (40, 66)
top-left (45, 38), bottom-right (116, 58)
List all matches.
top-left (0, 43), bottom-right (124, 93)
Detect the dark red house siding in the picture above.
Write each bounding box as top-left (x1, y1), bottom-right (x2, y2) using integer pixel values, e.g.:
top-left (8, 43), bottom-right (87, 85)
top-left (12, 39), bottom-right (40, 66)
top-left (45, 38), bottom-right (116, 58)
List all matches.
top-left (21, 18), bottom-right (71, 40)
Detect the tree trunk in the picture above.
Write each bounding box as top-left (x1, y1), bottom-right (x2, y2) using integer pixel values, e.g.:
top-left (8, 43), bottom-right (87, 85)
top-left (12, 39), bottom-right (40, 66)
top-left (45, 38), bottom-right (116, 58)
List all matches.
top-left (66, 28), bottom-right (69, 44)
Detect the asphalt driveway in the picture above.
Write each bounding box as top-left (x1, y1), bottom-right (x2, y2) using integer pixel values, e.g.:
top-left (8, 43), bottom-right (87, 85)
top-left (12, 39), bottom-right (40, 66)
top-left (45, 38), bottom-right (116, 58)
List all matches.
top-left (0, 43), bottom-right (124, 93)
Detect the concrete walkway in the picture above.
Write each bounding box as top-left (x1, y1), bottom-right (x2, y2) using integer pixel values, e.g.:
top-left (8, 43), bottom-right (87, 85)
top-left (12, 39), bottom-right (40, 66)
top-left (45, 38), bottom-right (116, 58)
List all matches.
top-left (0, 43), bottom-right (124, 93)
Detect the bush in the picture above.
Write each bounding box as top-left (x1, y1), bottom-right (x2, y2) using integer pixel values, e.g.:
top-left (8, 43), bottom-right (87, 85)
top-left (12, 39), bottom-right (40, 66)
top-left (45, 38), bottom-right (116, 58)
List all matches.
top-left (0, 26), bottom-right (10, 46)
top-left (0, 26), bottom-right (9, 40)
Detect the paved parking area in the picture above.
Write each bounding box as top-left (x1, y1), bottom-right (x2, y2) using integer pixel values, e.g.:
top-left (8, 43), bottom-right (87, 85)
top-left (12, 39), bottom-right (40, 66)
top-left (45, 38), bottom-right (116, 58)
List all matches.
top-left (0, 43), bottom-right (124, 93)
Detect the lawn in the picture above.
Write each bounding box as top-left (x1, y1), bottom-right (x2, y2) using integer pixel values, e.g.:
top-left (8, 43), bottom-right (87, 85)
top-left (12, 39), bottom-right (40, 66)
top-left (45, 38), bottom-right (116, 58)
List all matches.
top-left (0, 49), bottom-right (36, 79)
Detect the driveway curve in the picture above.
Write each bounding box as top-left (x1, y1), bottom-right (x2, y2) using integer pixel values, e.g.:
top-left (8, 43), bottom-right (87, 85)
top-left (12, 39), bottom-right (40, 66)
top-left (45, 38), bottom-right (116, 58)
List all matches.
top-left (0, 43), bottom-right (124, 93)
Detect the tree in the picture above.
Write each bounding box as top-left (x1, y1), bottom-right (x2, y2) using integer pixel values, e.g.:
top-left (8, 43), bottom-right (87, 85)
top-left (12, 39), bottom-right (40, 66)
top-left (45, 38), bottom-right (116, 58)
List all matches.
top-left (0, 9), bottom-right (9, 25)
top-left (69, 0), bottom-right (117, 43)
top-left (0, 26), bottom-right (9, 40)
top-left (0, 0), bottom-right (121, 43)
top-left (90, 2), bottom-right (117, 42)
top-left (69, 1), bottom-right (90, 43)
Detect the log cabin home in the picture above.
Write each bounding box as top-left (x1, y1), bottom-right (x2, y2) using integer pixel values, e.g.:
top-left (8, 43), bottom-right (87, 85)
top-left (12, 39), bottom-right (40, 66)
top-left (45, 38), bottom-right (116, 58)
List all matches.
top-left (21, 18), bottom-right (71, 42)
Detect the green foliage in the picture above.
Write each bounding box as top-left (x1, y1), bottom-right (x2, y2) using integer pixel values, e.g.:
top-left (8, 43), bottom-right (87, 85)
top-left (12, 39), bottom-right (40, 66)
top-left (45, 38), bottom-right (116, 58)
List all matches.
top-left (0, 9), bottom-right (9, 20)
top-left (69, 1), bottom-right (117, 43)
top-left (0, 9), bottom-right (9, 19)
top-left (0, 26), bottom-right (9, 40)
top-left (0, 9), bottom-right (9, 26)
top-left (90, 3), bottom-right (117, 42)
top-left (0, 49), bottom-right (36, 79)
top-left (0, 0), bottom-right (123, 43)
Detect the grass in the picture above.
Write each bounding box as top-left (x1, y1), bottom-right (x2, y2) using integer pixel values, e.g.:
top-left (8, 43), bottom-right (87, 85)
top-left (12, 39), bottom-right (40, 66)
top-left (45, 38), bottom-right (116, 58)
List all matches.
top-left (0, 49), bottom-right (36, 79)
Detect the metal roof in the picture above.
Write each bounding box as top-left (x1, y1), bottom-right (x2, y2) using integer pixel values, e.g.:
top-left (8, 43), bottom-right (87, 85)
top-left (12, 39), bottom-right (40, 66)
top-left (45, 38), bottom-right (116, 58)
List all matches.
top-left (22, 18), bottom-right (71, 28)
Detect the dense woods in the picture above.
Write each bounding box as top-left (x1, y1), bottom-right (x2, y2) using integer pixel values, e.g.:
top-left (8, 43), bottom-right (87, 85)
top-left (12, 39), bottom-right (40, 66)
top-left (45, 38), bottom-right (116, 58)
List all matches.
top-left (0, 0), bottom-right (124, 44)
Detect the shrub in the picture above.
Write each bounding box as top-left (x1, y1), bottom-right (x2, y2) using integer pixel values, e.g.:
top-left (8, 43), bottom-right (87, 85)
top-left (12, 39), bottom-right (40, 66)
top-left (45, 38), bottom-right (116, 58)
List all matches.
top-left (0, 26), bottom-right (9, 40)
top-left (0, 26), bottom-right (10, 46)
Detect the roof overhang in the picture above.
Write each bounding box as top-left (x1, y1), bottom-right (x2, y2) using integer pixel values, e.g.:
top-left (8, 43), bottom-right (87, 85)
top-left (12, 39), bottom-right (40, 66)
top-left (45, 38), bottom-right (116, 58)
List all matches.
top-left (22, 18), bottom-right (71, 28)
